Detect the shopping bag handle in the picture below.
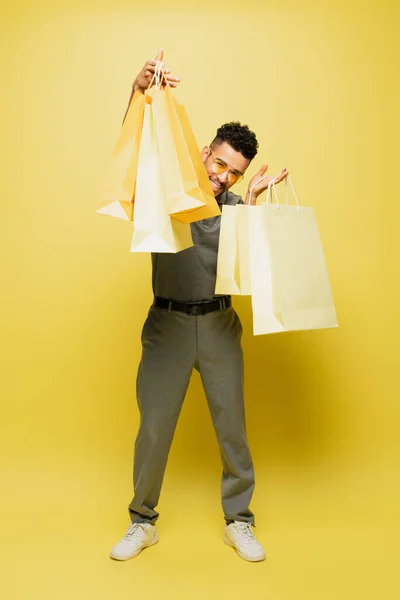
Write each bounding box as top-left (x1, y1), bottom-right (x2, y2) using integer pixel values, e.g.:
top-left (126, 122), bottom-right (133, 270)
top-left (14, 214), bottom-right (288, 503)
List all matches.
top-left (147, 61), bottom-right (171, 92)
top-left (248, 173), bottom-right (300, 209)
top-left (248, 173), bottom-right (278, 204)
top-left (263, 174), bottom-right (300, 211)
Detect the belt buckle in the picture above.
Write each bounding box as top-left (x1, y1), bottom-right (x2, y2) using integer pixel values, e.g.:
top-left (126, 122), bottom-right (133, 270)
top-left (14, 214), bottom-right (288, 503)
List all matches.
top-left (187, 303), bottom-right (202, 316)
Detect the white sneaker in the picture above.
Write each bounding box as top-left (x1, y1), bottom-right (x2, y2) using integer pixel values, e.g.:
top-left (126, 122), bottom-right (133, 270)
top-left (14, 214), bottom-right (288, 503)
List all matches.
top-left (110, 522), bottom-right (159, 561)
top-left (224, 521), bottom-right (266, 562)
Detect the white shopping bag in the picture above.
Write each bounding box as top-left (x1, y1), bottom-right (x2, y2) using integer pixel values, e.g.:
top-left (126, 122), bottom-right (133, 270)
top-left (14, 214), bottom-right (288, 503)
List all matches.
top-left (249, 176), bottom-right (339, 334)
top-left (130, 97), bottom-right (193, 253)
top-left (215, 175), bottom-right (338, 335)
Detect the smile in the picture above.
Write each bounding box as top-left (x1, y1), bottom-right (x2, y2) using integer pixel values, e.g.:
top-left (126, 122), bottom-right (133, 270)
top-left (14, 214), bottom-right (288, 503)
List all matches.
top-left (210, 177), bottom-right (223, 190)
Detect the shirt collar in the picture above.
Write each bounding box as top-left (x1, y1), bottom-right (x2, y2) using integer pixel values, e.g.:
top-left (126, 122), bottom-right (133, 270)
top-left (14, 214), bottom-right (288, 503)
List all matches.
top-left (217, 190), bottom-right (228, 206)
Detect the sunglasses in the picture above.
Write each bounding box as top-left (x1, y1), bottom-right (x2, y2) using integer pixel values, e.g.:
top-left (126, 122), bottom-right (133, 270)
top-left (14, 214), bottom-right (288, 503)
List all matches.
top-left (208, 148), bottom-right (244, 185)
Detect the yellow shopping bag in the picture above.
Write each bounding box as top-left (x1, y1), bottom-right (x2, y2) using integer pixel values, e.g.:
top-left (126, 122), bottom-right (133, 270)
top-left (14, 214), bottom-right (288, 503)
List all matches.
top-left (173, 98), bottom-right (221, 222)
top-left (130, 96), bottom-right (193, 253)
top-left (97, 91), bottom-right (145, 221)
top-left (149, 74), bottom-right (220, 223)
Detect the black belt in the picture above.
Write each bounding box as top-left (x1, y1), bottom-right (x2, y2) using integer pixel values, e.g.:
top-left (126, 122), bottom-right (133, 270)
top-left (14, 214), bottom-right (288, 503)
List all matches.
top-left (154, 296), bottom-right (231, 316)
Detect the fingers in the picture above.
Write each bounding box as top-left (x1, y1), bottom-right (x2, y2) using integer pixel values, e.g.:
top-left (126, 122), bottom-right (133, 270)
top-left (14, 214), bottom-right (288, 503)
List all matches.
top-left (276, 168), bottom-right (288, 183)
top-left (143, 60), bottom-right (164, 74)
top-left (155, 68), bottom-right (181, 88)
top-left (271, 168), bottom-right (288, 182)
top-left (154, 48), bottom-right (164, 61)
top-left (144, 61), bottom-right (159, 74)
top-left (134, 52), bottom-right (180, 93)
top-left (143, 61), bottom-right (180, 81)
top-left (164, 74), bottom-right (181, 87)
top-left (259, 164), bottom-right (268, 175)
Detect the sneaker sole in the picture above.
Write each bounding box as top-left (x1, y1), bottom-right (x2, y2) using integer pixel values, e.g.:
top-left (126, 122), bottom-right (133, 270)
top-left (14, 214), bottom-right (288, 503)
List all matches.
top-left (109, 534), bottom-right (159, 561)
top-left (223, 535), bottom-right (266, 562)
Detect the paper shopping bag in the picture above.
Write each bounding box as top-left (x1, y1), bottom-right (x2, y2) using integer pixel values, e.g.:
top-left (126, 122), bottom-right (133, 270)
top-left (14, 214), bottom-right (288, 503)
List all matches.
top-left (173, 99), bottom-right (221, 222)
top-left (215, 204), bottom-right (251, 295)
top-left (130, 97), bottom-right (193, 253)
top-left (97, 91), bottom-right (145, 221)
top-left (235, 204), bottom-right (252, 294)
top-left (249, 179), bottom-right (338, 335)
top-left (148, 84), bottom-right (220, 223)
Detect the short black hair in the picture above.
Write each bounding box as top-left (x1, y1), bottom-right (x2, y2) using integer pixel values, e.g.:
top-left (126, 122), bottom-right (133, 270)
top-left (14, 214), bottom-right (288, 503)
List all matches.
top-left (211, 121), bottom-right (259, 160)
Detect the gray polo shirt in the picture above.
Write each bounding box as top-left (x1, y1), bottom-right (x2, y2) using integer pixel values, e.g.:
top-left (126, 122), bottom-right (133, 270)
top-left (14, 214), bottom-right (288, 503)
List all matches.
top-left (151, 190), bottom-right (243, 302)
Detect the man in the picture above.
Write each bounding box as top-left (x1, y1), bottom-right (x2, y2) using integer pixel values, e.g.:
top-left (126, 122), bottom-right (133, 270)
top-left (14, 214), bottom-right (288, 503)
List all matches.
top-left (110, 50), bottom-right (288, 563)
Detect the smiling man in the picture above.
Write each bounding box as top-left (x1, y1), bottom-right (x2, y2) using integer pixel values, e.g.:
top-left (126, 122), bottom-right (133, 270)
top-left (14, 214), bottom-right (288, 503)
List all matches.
top-left (110, 50), bottom-right (287, 563)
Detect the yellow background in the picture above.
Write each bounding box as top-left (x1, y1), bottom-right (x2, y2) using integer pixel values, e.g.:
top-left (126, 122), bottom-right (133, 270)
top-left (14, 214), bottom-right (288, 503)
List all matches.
top-left (1, 0), bottom-right (399, 598)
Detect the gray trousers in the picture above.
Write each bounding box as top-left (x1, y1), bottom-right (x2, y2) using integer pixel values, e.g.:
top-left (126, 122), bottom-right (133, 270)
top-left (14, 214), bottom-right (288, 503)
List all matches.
top-left (128, 305), bottom-right (255, 525)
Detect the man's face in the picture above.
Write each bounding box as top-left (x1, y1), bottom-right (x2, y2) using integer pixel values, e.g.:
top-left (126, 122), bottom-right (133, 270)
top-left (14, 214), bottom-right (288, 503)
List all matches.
top-left (201, 142), bottom-right (251, 198)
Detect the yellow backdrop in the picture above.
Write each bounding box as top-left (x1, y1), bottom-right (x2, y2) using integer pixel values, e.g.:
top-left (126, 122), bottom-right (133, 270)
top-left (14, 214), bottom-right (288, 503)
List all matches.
top-left (1, 0), bottom-right (398, 598)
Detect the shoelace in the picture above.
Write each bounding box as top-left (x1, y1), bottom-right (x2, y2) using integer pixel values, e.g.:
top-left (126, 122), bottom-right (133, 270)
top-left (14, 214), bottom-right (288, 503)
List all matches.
top-left (124, 523), bottom-right (147, 541)
top-left (232, 522), bottom-right (257, 545)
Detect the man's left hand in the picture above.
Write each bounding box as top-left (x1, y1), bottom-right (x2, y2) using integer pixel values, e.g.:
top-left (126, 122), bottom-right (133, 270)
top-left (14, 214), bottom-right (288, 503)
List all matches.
top-left (245, 165), bottom-right (288, 205)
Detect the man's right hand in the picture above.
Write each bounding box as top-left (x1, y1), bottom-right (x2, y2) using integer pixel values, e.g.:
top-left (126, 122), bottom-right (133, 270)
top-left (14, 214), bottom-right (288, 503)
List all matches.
top-left (133, 48), bottom-right (180, 93)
